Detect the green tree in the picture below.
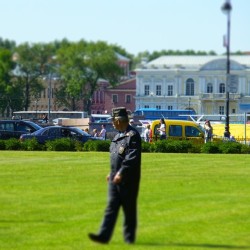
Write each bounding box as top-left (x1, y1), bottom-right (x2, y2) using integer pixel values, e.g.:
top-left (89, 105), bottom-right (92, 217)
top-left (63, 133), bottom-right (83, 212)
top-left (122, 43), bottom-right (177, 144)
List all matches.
top-left (0, 38), bottom-right (16, 51)
top-left (14, 43), bottom-right (55, 111)
top-left (0, 48), bottom-right (17, 117)
top-left (56, 40), bottom-right (123, 113)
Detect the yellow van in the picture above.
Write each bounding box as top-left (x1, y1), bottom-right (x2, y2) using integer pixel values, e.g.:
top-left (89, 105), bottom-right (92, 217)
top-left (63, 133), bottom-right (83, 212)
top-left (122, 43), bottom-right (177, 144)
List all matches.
top-left (150, 119), bottom-right (204, 143)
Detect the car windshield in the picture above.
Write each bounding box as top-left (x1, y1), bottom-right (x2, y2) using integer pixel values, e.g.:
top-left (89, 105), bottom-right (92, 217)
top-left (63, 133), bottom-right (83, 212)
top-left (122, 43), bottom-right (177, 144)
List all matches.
top-left (69, 127), bottom-right (90, 136)
top-left (31, 127), bottom-right (46, 135)
top-left (25, 121), bottom-right (42, 130)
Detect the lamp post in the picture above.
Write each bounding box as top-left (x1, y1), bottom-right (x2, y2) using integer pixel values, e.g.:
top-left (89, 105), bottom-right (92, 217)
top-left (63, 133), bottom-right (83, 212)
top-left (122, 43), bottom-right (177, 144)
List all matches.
top-left (35, 100), bottom-right (38, 119)
top-left (48, 70), bottom-right (52, 121)
top-left (221, 0), bottom-right (232, 138)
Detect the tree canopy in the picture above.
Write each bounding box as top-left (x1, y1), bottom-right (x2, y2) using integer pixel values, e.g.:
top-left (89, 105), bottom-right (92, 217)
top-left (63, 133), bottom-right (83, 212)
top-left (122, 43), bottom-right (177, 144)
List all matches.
top-left (0, 36), bottom-right (245, 117)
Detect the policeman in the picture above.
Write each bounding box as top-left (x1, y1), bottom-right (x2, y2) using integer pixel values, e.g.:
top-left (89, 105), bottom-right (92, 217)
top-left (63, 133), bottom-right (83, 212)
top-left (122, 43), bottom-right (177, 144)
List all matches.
top-left (88, 107), bottom-right (141, 244)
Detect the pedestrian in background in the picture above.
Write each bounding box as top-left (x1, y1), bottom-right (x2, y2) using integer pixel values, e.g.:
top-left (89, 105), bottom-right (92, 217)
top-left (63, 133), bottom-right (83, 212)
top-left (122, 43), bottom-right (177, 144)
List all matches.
top-left (204, 120), bottom-right (213, 143)
top-left (144, 124), bottom-right (151, 142)
top-left (99, 124), bottom-right (107, 140)
top-left (157, 118), bottom-right (166, 140)
top-left (42, 114), bottom-right (48, 123)
top-left (88, 107), bottom-right (141, 244)
top-left (93, 128), bottom-right (98, 137)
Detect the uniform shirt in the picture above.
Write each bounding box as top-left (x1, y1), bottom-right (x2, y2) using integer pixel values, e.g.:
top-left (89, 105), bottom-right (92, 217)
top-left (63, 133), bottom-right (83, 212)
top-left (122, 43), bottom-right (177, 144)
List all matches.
top-left (109, 125), bottom-right (141, 183)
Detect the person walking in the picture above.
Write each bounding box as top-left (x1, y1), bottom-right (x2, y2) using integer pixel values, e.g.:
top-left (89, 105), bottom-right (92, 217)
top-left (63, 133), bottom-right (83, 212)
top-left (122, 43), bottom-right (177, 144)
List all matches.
top-left (88, 107), bottom-right (142, 244)
top-left (144, 124), bottom-right (151, 142)
top-left (157, 118), bottom-right (166, 140)
top-left (99, 124), bottom-right (107, 140)
top-left (204, 120), bottom-right (213, 143)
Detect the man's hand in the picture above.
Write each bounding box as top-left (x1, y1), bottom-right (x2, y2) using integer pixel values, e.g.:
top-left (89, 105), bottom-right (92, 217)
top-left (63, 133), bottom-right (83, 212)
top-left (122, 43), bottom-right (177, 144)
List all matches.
top-left (113, 173), bottom-right (122, 184)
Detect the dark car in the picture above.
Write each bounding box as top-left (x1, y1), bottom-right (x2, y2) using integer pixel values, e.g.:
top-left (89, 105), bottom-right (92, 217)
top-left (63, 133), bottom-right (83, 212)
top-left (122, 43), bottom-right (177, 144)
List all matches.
top-left (20, 126), bottom-right (103, 144)
top-left (0, 120), bottom-right (42, 140)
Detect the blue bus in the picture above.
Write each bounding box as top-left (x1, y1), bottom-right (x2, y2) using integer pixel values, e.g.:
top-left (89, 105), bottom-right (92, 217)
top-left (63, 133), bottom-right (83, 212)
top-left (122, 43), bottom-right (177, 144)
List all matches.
top-left (133, 108), bottom-right (196, 120)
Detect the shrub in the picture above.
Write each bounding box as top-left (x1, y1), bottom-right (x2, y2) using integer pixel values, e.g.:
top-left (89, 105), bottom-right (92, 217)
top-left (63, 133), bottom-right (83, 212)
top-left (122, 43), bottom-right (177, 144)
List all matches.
top-left (141, 141), bottom-right (151, 152)
top-left (74, 141), bottom-right (85, 152)
top-left (188, 143), bottom-right (202, 153)
top-left (83, 139), bottom-right (110, 152)
top-left (153, 140), bottom-right (168, 152)
top-left (0, 140), bottom-right (5, 150)
top-left (218, 141), bottom-right (242, 154)
top-left (45, 138), bottom-right (76, 151)
top-left (201, 142), bottom-right (220, 153)
top-left (5, 138), bottom-right (21, 150)
top-left (171, 140), bottom-right (193, 153)
top-left (240, 144), bottom-right (250, 154)
top-left (151, 139), bottom-right (193, 153)
top-left (21, 138), bottom-right (44, 151)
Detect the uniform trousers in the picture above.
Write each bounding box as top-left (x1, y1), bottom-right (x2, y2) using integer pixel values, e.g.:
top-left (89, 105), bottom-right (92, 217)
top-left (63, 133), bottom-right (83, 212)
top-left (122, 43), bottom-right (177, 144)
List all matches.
top-left (98, 179), bottom-right (139, 243)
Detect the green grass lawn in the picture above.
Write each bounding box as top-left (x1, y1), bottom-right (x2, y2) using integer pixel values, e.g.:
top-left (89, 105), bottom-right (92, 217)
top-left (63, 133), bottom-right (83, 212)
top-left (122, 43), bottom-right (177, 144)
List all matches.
top-left (0, 151), bottom-right (250, 250)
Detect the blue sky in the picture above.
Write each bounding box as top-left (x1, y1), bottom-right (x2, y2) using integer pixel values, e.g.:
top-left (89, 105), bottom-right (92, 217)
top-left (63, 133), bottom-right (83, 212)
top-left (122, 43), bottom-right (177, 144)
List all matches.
top-left (0, 0), bottom-right (249, 55)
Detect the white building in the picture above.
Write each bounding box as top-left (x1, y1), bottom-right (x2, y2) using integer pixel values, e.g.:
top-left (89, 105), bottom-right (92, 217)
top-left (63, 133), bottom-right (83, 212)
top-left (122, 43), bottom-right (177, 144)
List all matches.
top-left (135, 55), bottom-right (250, 121)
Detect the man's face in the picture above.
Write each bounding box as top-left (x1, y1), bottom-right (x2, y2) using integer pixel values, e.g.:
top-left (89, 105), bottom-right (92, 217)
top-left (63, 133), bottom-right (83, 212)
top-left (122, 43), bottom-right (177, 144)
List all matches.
top-left (112, 118), bottom-right (120, 130)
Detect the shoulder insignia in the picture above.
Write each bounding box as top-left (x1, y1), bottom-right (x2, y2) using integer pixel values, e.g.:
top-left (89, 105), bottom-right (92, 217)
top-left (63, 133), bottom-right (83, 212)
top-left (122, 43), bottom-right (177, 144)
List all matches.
top-left (126, 131), bottom-right (136, 137)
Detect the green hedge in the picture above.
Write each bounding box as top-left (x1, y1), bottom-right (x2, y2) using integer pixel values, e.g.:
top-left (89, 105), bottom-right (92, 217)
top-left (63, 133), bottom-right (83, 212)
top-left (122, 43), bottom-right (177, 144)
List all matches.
top-left (83, 139), bottom-right (110, 152)
top-left (0, 138), bottom-right (250, 154)
top-left (143, 139), bottom-right (250, 154)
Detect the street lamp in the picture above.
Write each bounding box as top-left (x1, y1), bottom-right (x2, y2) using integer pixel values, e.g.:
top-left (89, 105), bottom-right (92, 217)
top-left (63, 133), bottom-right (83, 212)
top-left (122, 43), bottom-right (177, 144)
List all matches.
top-left (48, 71), bottom-right (52, 121)
top-left (221, 0), bottom-right (232, 138)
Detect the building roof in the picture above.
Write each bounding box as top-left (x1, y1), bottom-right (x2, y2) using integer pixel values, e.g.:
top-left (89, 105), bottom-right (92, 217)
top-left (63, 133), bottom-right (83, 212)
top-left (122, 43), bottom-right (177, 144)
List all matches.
top-left (115, 52), bottom-right (130, 62)
top-left (136, 55), bottom-right (250, 70)
top-left (107, 77), bottom-right (135, 90)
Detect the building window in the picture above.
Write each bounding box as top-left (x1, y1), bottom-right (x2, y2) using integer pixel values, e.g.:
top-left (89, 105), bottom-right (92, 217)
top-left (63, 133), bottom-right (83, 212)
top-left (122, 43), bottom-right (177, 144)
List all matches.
top-left (207, 83), bottom-right (213, 93)
top-left (156, 105), bottom-right (161, 109)
top-left (219, 83), bottom-right (225, 93)
top-left (144, 85), bottom-right (150, 95)
top-left (219, 106), bottom-right (225, 115)
top-left (156, 85), bottom-right (161, 96)
top-left (186, 78), bottom-right (194, 96)
top-left (168, 85), bottom-right (173, 96)
top-left (144, 105), bottom-right (149, 108)
top-left (112, 94), bottom-right (118, 103)
top-left (232, 108), bottom-right (236, 114)
top-left (168, 105), bottom-right (173, 110)
top-left (126, 95), bottom-right (131, 103)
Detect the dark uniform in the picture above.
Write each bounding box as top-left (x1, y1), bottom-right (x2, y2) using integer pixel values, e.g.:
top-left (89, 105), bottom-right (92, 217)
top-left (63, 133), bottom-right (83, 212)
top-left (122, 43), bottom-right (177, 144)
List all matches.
top-left (89, 107), bottom-right (141, 244)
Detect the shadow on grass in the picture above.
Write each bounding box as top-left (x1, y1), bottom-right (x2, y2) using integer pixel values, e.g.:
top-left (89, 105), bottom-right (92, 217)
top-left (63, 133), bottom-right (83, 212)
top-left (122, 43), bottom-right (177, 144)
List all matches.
top-left (137, 242), bottom-right (250, 249)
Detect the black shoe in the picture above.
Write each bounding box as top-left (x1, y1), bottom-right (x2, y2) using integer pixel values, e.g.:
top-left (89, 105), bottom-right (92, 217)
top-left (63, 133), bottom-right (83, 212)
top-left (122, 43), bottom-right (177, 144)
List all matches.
top-left (88, 233), bottom-right (108, 244)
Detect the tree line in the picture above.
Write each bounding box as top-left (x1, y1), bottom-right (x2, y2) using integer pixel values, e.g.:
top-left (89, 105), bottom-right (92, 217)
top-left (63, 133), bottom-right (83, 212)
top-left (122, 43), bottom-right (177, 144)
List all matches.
top-left (0, 37), bottom-right (244, 117)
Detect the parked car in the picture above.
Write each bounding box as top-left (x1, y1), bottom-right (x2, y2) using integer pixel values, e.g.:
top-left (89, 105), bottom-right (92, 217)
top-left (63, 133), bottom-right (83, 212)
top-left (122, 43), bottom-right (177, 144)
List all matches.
top-left (150, 119), bottom-right (205, 143)
top-left (0, 120), bottom-right (42, 140)
top-left (20, 126), bottom-right (103, 144)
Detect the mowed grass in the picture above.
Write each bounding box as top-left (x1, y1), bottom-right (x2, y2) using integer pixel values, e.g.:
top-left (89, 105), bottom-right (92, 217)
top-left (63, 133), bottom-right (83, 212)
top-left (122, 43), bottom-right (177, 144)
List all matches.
top-left (0, 151), bottom-right (250, 250)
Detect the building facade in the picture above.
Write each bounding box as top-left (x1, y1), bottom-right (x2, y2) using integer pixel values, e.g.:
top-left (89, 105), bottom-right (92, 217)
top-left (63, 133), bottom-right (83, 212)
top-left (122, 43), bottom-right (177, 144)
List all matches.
top-left (135, 55), bottom-right (250, 121)
top-left (29, 53), bottom-right (131, 115)
top-left (104, 77), bottom-right (136, 114)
